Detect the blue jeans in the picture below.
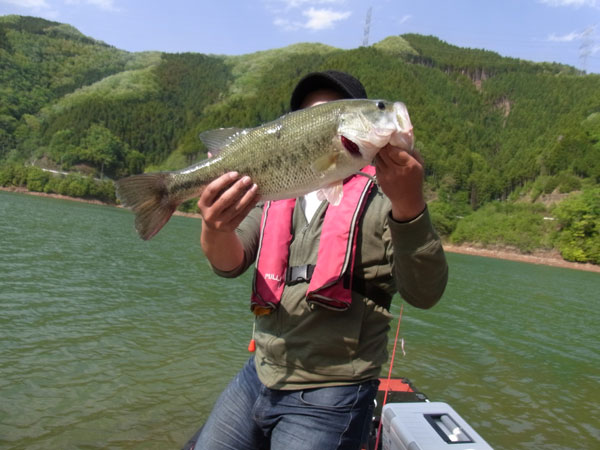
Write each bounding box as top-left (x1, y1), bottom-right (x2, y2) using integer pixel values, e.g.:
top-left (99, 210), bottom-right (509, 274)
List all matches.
top-left (192, 357), bottom-right (378, 450)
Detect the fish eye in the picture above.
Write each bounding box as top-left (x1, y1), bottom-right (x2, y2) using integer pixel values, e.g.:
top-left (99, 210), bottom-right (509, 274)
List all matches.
top-left (377, 101), bottom-right (385, 110)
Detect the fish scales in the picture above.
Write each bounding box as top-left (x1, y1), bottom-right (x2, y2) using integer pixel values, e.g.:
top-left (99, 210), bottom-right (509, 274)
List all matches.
top-left (203, 103), bottom-right (340, 198)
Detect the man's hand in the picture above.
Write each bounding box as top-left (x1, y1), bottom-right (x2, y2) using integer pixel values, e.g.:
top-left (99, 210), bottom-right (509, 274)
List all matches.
top-left (198, 172), bottom-right (259, 272)
top-left (197, 172), bottom-right (259, 232)
top-left (375, 144), bottom-right (426, 222)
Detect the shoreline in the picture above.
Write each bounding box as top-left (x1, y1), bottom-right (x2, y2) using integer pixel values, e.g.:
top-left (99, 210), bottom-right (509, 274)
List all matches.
top-left (3, 186), bottom-right (598, 273)
top-left (442, 243), bottom-right (600, 273)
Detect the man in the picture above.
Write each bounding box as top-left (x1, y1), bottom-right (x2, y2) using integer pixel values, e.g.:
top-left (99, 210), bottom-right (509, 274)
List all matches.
top-left (190, 71), bottom-right (448, 450)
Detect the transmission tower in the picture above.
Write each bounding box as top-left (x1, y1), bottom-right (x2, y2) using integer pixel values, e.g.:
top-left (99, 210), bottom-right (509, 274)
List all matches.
top-left (362, 6), bottom-right (372, 47)
top-left (579, 26), bottom-right (595, 73)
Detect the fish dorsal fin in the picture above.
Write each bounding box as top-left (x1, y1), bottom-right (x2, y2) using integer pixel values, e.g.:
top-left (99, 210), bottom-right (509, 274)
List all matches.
top-left (317, 182), bottom-right (344, 206)
top-left (199, 128), bottom-right (245, 153)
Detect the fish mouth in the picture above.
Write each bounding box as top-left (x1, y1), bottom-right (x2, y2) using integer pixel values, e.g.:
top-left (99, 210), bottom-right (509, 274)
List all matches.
top-left (361, 102), bottom-right (414, 152)
top-left (338, 101), bottom-right (414, 160)
top-left (389, 102), bottom-right (414, 150)
top-left (341, 135), bottom-right (361, 156)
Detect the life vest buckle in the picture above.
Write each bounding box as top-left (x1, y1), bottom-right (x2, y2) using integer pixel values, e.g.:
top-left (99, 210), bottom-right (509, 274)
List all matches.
top-left (285, 264), bottom-right (316, 285)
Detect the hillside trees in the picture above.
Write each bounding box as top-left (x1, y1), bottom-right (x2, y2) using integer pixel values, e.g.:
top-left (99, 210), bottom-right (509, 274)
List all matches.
top-left (44, 124), bottom-right (144, 178)
top-left (0, 15), bottom-right (131, 126)
top-left (1, 16), bottom-right (599, 261)
top-left (553, 187), bottom-right (600, 263)
top-left (35, 52), bottom-right (232, 168)
top-left (0, 164), bottom-right (116, 201)
top-left (450, 202), bottom-right (555, 252)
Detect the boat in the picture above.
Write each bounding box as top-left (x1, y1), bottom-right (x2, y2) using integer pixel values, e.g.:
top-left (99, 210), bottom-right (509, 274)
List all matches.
top-left (182, 377), bottom-right (494, 450)
top-left (369, 378), bottom-right (493, 449)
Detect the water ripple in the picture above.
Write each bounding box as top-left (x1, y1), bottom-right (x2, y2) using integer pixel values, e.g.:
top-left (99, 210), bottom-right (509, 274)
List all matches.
top-left (1, 191), bottom-right (598, 450)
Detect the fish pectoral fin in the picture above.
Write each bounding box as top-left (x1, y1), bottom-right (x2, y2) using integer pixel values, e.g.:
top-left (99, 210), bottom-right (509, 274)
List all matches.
top-left (312, 153), bottom-right (339, 173)
top-left (318, 182), bottom-right (344, 206)
top-left (199, 127), bottom-right (245, 154)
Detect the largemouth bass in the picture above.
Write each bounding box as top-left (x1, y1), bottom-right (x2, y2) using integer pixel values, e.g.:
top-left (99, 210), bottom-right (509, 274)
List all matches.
top-left (116, 99), bottom-right (414, 240)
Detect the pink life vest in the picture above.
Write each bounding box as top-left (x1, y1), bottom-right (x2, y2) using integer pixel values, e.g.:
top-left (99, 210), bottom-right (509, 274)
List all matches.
top-left (251, 165), bottom-right (376, 312)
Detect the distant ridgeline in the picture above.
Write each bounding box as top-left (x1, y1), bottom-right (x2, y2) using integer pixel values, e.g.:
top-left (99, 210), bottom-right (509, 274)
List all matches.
top-left (1, 15), bottom-right (598, 264)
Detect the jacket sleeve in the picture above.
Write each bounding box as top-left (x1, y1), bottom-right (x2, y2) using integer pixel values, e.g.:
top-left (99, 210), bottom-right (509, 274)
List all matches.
top-left (388, 206), bottom-right (448, 309)
top-left (209, 204), bottom-right (263, 278)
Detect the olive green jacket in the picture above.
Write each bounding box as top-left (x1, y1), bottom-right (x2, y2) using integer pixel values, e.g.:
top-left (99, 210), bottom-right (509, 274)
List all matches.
top-left (212, 184), bottom-right (448, 389)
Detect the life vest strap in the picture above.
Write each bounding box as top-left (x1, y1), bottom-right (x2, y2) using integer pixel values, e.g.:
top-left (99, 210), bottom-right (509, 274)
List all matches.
top-left (285, 264), bottom-right (392, 309)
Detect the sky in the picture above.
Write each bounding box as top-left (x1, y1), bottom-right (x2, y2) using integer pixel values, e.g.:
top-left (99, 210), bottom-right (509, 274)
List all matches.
top-left (1, 0), bottom-right (599, 74)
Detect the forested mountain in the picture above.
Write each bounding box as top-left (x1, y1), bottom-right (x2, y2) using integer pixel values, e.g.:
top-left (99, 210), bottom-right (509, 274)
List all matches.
top-left (1, 15), bottom-right (598, 264)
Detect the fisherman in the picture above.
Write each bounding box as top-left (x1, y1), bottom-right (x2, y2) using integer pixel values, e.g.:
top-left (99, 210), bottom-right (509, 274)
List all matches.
top-left (188, 71), bottom-right (448, 450)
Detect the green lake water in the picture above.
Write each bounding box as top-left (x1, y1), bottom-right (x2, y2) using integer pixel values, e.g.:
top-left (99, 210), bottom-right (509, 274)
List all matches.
top-left (1, 190), bottom-right (598, 449)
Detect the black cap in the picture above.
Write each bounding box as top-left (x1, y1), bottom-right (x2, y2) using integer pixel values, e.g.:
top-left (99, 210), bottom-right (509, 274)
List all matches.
top-left (290, 70), bottom-right (367, 111)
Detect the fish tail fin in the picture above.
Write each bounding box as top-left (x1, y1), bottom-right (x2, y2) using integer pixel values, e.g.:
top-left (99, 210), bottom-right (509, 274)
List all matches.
top-left (115, 173), bottom-right (178, 240)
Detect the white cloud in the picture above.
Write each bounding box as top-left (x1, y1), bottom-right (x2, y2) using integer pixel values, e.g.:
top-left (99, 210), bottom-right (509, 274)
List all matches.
top-left (273, 0), bottom-right (345, 9)
top-left (398, 14), bottom-right (412, 25)
top-left (0, 0), bottom-right (60, 18)
top-left (274, 17), bottom-right (299, 31)
top-left (268, 0), bottom-right (351, 32)
top-left (0, 0), bottom-right (50, 8)
top-left (87, 0), bottom-right (118, 11)
top-left (274, 7), bottom-right (351, 31)
top-left (303, 7), bottom-right (351, 30)
top-left (548, 31), bottom-right (585, 41)
top-left (548, 25), bottom-right (597, 42)
top-left (539, 0), bottom-right (599, 8)
top-left (0, 0), bottom-right (118, 10)
top-left (64, 0), bottom-right (119, 12)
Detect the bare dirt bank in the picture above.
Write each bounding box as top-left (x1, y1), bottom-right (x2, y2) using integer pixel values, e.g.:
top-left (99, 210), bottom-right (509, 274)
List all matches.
top-left (3, 187), bottom-right (598, 273)
top-left (444, 243), bottom-right (600, 273)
